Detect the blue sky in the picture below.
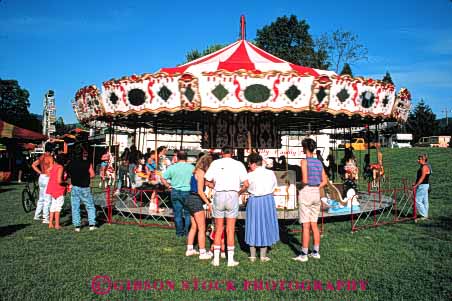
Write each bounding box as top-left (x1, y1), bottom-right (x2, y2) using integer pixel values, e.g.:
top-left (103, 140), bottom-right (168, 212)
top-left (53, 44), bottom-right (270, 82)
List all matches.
top-left (1, 0), bottom-right (451, 123)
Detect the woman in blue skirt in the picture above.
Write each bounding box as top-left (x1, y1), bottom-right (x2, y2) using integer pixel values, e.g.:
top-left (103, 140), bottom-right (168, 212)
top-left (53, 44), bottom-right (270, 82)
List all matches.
top-left (245, 153), bottom-right (279, 262)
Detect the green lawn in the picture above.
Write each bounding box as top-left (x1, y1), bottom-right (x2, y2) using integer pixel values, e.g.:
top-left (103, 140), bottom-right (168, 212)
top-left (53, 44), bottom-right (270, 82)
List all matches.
top-left (1, 148), bottom-right (451, 300)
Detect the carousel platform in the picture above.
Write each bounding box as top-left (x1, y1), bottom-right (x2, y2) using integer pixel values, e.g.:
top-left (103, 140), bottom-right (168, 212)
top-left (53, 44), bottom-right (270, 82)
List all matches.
top-left (100, 191), bottom-right (394, 221)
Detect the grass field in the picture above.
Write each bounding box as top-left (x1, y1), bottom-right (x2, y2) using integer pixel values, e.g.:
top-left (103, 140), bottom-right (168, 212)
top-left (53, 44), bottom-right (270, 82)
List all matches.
top-left (0, 148), bottom-right (451, 300)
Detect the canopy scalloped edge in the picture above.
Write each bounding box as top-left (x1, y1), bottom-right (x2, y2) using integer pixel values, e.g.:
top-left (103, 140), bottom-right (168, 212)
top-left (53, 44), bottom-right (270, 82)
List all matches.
top-left (72, 72), bottom-right (411, 126)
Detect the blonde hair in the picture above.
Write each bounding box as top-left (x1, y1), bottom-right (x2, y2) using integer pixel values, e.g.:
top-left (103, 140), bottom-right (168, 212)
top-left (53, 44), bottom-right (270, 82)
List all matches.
top-left (195, 154), bottom-right (213, 172)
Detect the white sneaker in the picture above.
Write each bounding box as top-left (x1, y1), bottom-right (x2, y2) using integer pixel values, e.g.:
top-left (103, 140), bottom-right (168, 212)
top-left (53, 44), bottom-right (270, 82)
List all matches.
top-left (89, 226), bottom-right (97, 231)
top-left (221, 252), bottom-right (226, 259)
top-left (199, 253), bottom-right (213, 260)
top-left (309, 252), bottom-right (321, 259)
top-left (248, 256), bottom-right (257, 262)
top-left (185, 249), bottom-right (199, 256)
top-left (260, 256), bottom-right (271, 262)
top-left (227, 260), bottom-right (239, 267)
top-left (292, 254), bottom-right (308, 262)
top-left (74, 228), bottom-right (81, 233)
top-left (33, 217), bottom-right (41, 221)
top-left (42, 220), bottom-right (49, 224)
top-left (99, 182), bottom-right (102, 188)
top-left (211, 259), bottom-right (220, 267)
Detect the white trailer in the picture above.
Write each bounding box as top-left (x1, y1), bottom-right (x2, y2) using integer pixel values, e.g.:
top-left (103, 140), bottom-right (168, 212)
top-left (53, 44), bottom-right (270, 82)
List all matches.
top-left (389, 133), bottom-right (413, 148)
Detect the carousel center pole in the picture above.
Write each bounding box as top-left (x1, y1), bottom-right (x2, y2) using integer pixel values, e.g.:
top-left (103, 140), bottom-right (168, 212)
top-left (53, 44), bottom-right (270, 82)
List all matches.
top-left (240, 15), bottom-right (246, 40)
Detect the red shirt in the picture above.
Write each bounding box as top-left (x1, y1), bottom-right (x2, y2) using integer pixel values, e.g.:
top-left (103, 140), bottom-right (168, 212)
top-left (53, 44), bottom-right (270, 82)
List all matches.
top-left (46, 164), bottom-right (66, 198)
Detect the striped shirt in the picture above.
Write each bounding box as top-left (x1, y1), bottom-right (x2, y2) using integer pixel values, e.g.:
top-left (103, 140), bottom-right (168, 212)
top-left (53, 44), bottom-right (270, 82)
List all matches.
top-left (306, 157), bottom-right (323, 186)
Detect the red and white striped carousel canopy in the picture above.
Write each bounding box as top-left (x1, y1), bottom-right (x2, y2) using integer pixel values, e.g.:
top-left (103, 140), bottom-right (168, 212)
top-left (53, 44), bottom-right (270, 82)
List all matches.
top-left (72, 16), bottom-right (411, 130)
top-left (160, 39), bottom-right (335, 77)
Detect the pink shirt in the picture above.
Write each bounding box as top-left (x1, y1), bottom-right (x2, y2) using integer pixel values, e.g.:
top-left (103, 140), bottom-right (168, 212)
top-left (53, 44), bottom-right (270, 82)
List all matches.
top-left (46, 164), bottom-right (66, 199)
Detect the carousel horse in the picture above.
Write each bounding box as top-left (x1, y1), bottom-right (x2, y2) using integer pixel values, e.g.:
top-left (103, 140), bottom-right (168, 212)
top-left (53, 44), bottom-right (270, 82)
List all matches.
top-left (370, 144), bottom-right (384, 189)
top-left (321, 180), bottom-right (360, 214)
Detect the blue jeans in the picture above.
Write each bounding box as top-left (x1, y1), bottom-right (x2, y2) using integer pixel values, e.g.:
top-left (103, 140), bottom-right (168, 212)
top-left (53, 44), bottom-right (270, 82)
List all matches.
top-left (128, 163), bottom-right (136, 186)
top-left (171, 189), bottom-right (191, 236)
top-left (416, 184), bottom-right (429, 218)
top-left (71, 186), bottom-right (96, 227)
top-left (117, 165), bottom-right (129, 190)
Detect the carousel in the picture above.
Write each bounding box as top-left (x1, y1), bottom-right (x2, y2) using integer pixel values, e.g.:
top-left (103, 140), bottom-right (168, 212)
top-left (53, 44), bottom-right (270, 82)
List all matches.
top-left (72, 16), bottom-right (413, 231)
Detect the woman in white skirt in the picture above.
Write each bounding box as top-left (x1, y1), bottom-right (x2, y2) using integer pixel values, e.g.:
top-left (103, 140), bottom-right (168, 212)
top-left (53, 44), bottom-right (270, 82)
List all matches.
top-left (245, 153), bottom-right (279, 262)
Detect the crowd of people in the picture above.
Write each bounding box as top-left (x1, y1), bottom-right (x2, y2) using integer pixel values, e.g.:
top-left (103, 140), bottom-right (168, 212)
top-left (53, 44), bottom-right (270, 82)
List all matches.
top-left (32, 143), bottom-right (96, 231)
top-left (146, 139), bottom-right (328, 267)
top-left (29, 137), bottom-right (431, 265)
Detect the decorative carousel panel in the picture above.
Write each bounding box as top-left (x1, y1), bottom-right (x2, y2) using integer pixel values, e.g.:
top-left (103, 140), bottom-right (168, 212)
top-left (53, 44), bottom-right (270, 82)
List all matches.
top-left (101, 75), bottom-right (182, 115)
top-left (310, 75), bottom-right (332, 112)
top-left (178, 74), bottom-right (201, 110)
top-left (391, 88), bottom-right (411, 123)
top-left (74, 85), bottom-right (103, 121)
top-left (319, 75), bottom-right (397, 117)
top-left (198, 71), bottom-right (314, 112)
top-left (201, 113), bottom-right (281, 149)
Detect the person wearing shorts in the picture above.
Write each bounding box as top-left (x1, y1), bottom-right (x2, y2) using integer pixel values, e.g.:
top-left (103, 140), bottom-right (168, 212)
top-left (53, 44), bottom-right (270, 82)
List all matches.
top-left (46, 154), bottom-right (67, 230)
top-left (184, 154), bottom-right (214, 260)
top-left (293, 138), bottom-right (327, 263)
top-left (204, 146), bottom-right (248, 267)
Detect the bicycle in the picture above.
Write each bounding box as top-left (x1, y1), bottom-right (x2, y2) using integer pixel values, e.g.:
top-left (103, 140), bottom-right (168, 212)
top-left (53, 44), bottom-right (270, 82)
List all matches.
top-left (21, 172), bottom-right (39, 213)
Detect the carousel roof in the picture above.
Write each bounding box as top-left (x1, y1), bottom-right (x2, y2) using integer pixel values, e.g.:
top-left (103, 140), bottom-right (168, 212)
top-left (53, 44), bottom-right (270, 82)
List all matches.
top-left (160, 39), bottom-right (335, 77)
top-left (72, 16), bottom-right (411, 137)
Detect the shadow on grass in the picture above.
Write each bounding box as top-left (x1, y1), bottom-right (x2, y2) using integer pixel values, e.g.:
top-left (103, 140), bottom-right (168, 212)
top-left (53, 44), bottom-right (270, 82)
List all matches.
top-left (0, 223), bottom-right (31, 237)
top-left (235, 219), bottom-right (303, 256)
top-left (57, 205), bottom-right (107, 228)
top-left (418, 216), bottom-right (452, 231)
top-left (279, 222), bottom-right (302, 256)
top-left (0, 182), bottom-right (22, 187)
top-left (0, 188), bottom-right (15, 193)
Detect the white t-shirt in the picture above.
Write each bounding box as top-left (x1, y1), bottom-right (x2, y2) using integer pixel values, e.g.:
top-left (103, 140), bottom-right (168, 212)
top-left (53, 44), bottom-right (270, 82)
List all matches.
top-left (247, 166), bottom-right (277, 196)
top-left (204, 157), bottom-right (248, 192)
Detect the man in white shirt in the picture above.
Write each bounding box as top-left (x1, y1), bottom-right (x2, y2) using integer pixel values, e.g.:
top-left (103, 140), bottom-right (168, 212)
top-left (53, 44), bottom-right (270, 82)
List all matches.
top-left (205, 146), bottom-right (248, 267)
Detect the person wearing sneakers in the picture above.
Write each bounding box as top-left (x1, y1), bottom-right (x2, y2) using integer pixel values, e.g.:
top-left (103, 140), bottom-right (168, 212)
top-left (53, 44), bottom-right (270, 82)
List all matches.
top-left (66, 144), bottom-right (97, 232)
top-left (245, 153), bottom-right (279, 263)
top-left (161, 150), bottom-right (194, 237)
top-left (32, 142), bottom-right (54, 224)
top-left (45, 154), bottom-right (67, 230)
top-left (184, 154), bottom-right (214, 260)
top-left (204, 146), bottom-right (248, 267)
top-left (293, 138), bottom-right (327, 262)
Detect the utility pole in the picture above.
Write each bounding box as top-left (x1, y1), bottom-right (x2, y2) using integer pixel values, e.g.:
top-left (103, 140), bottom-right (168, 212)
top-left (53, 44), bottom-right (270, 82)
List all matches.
top-left (441, 107), bottom-right (452, 127)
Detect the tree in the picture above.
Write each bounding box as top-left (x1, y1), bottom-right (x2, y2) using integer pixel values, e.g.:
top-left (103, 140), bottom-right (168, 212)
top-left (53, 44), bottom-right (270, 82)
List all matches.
top-left (0, 79), bottom-right (42, 132)
top-left (255, 15), bottom-right (330, 69)
top-left (406, 100), bottom-right (437, 144)
top-left (319, 29), bottom-right (368, 73)
top-left (340, 63), bottom-right (353, 76)
top-left (184, 44), bottom-right (225, 63)
top-left (55, 117), bottom-right (66, 136)
top-left (382, 71), bottom-right (394, 85)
